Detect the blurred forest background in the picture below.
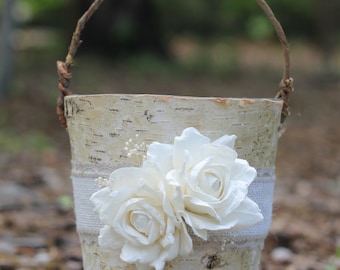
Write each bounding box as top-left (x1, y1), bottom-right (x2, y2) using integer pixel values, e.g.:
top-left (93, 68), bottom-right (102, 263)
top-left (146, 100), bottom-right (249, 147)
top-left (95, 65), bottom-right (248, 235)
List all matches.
top-left (0, 0), bottom-right (340, 269)
top-left (1, 0), bottom-right (340, 98)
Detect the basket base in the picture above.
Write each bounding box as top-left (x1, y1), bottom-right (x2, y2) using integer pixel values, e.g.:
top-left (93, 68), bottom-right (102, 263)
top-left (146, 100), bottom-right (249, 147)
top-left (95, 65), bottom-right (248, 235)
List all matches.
top-left (79, 237), bottom-right (263, 270)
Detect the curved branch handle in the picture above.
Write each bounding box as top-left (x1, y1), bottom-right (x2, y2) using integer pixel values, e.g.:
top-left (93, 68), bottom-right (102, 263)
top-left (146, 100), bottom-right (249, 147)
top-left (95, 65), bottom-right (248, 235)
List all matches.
top-left (57, 0), bottom-right (104, 128)
top-left (256, 0), bottom-right (294, 124)
top-left (57, 0), bottom-right (294, 128)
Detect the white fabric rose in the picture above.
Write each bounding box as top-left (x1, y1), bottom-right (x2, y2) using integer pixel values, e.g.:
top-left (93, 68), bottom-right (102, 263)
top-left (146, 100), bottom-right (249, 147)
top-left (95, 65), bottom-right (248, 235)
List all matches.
top-left (148, 127), bottom-right (263, 240)
top-left (90, 162), bottom-right (192, 270)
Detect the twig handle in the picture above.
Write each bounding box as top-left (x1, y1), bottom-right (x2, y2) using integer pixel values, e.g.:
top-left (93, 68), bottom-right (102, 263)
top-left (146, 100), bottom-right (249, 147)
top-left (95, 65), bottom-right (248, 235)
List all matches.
top-left (256, 0), bottom-right (294, 124)
top-left (57, 0), bottom-right (105, 128)
top-left (56, 0), bottom-right (294, 128)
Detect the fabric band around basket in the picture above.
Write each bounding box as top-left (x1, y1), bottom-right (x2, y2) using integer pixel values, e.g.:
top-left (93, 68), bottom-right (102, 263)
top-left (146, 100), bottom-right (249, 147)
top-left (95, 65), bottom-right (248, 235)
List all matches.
top-left (72, 164), bottom-right (275, 240)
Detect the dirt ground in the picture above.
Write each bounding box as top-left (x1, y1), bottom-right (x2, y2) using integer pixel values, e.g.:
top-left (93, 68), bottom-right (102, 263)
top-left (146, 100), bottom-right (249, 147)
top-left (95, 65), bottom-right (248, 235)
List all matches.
top-left (0, 43), bottom-right (339, 269)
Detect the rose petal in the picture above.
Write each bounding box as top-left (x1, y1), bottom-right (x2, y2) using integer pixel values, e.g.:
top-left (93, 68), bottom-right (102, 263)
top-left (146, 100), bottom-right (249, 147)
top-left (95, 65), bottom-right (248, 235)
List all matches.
top-left (231, 159), bottom-right (257, 186)
top-left (214, 180), bottom-right (249, 215)
top-left (90, 187), bottom-right (111, 212)
top-left (183, 195), bottom-right (219, 220)
top-left (130, 210), bottom-right (151, 234)
top-left (114, 197), bottom-right (164, 245)
top-left (120, 232), bottom-right (187, 270)
top-left (166, 165), bottom-right (186, 188)
top-left (186, 210), bottom-right (238, 234)
top-left (173, 127), bottom-right (210, 170)
top-left (108, 167), bottom-right (146, 190)
top-left (96, 188), bottom-right (133, 225)
top-left (156, 226), bottom-right (192, 268)
top-left (221, 197), bottom-right (263, 231)
top-left (120, 241), bottom-right (160, 266)
top-left (212, 134), bottom-right (237, 148)
top-left (135, 176), bottom-right (164, 201)
top-left (159, 222), bottom-right (175, 248)
top-left (98, 225), bottom-right (124, 251)
top-left (181, 212), bottom-right (208, 240)
top-left (187, 158), bottom-right (227, 201)
top-left (147, 142), bottom-right (173, 175)
top-left (200, 144), bottom-right (237, 165)
top-left (176, 221), bottom-right (193, 255)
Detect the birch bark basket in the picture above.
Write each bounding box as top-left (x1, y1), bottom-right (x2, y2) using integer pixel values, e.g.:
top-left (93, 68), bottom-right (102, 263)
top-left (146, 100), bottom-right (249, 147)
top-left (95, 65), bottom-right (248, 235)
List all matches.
top-left (65, 94), bottom-right (283, 269)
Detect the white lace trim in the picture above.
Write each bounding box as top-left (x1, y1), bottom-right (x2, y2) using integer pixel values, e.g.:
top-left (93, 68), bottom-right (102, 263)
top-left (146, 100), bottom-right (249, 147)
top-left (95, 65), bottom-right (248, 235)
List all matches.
top-left (71, 163), bottom-right (275, 236)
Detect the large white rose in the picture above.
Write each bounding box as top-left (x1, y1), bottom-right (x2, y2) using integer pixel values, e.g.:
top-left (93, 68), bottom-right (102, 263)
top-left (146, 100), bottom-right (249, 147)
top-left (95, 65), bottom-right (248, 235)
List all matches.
top-left (90, 162), bottom-right (192, 270)
top-left (148, 127), bottom-right (263, 240)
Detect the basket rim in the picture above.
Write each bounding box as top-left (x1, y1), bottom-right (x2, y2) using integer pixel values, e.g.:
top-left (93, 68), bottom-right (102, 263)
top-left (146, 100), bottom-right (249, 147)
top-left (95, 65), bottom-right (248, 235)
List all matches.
top-left (65, 93), bottom-right (283, 103)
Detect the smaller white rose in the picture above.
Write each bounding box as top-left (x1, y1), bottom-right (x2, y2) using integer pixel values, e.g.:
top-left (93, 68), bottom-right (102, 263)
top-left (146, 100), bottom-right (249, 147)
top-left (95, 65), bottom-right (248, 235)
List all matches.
top-left (90, 163), bottom-right (192, 270)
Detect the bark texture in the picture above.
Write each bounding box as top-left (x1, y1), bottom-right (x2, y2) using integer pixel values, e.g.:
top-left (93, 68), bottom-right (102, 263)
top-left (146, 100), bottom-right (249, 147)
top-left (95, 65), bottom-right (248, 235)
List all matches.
top-left (65, 94), bottom-right (282, 169)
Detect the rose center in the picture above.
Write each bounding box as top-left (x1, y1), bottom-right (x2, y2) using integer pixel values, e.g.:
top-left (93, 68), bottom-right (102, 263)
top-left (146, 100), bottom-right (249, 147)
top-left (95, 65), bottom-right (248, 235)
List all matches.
top-left (130, 211), bottom-right (150, 235)
top-left (201, 170), bottom-right (223, 198)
